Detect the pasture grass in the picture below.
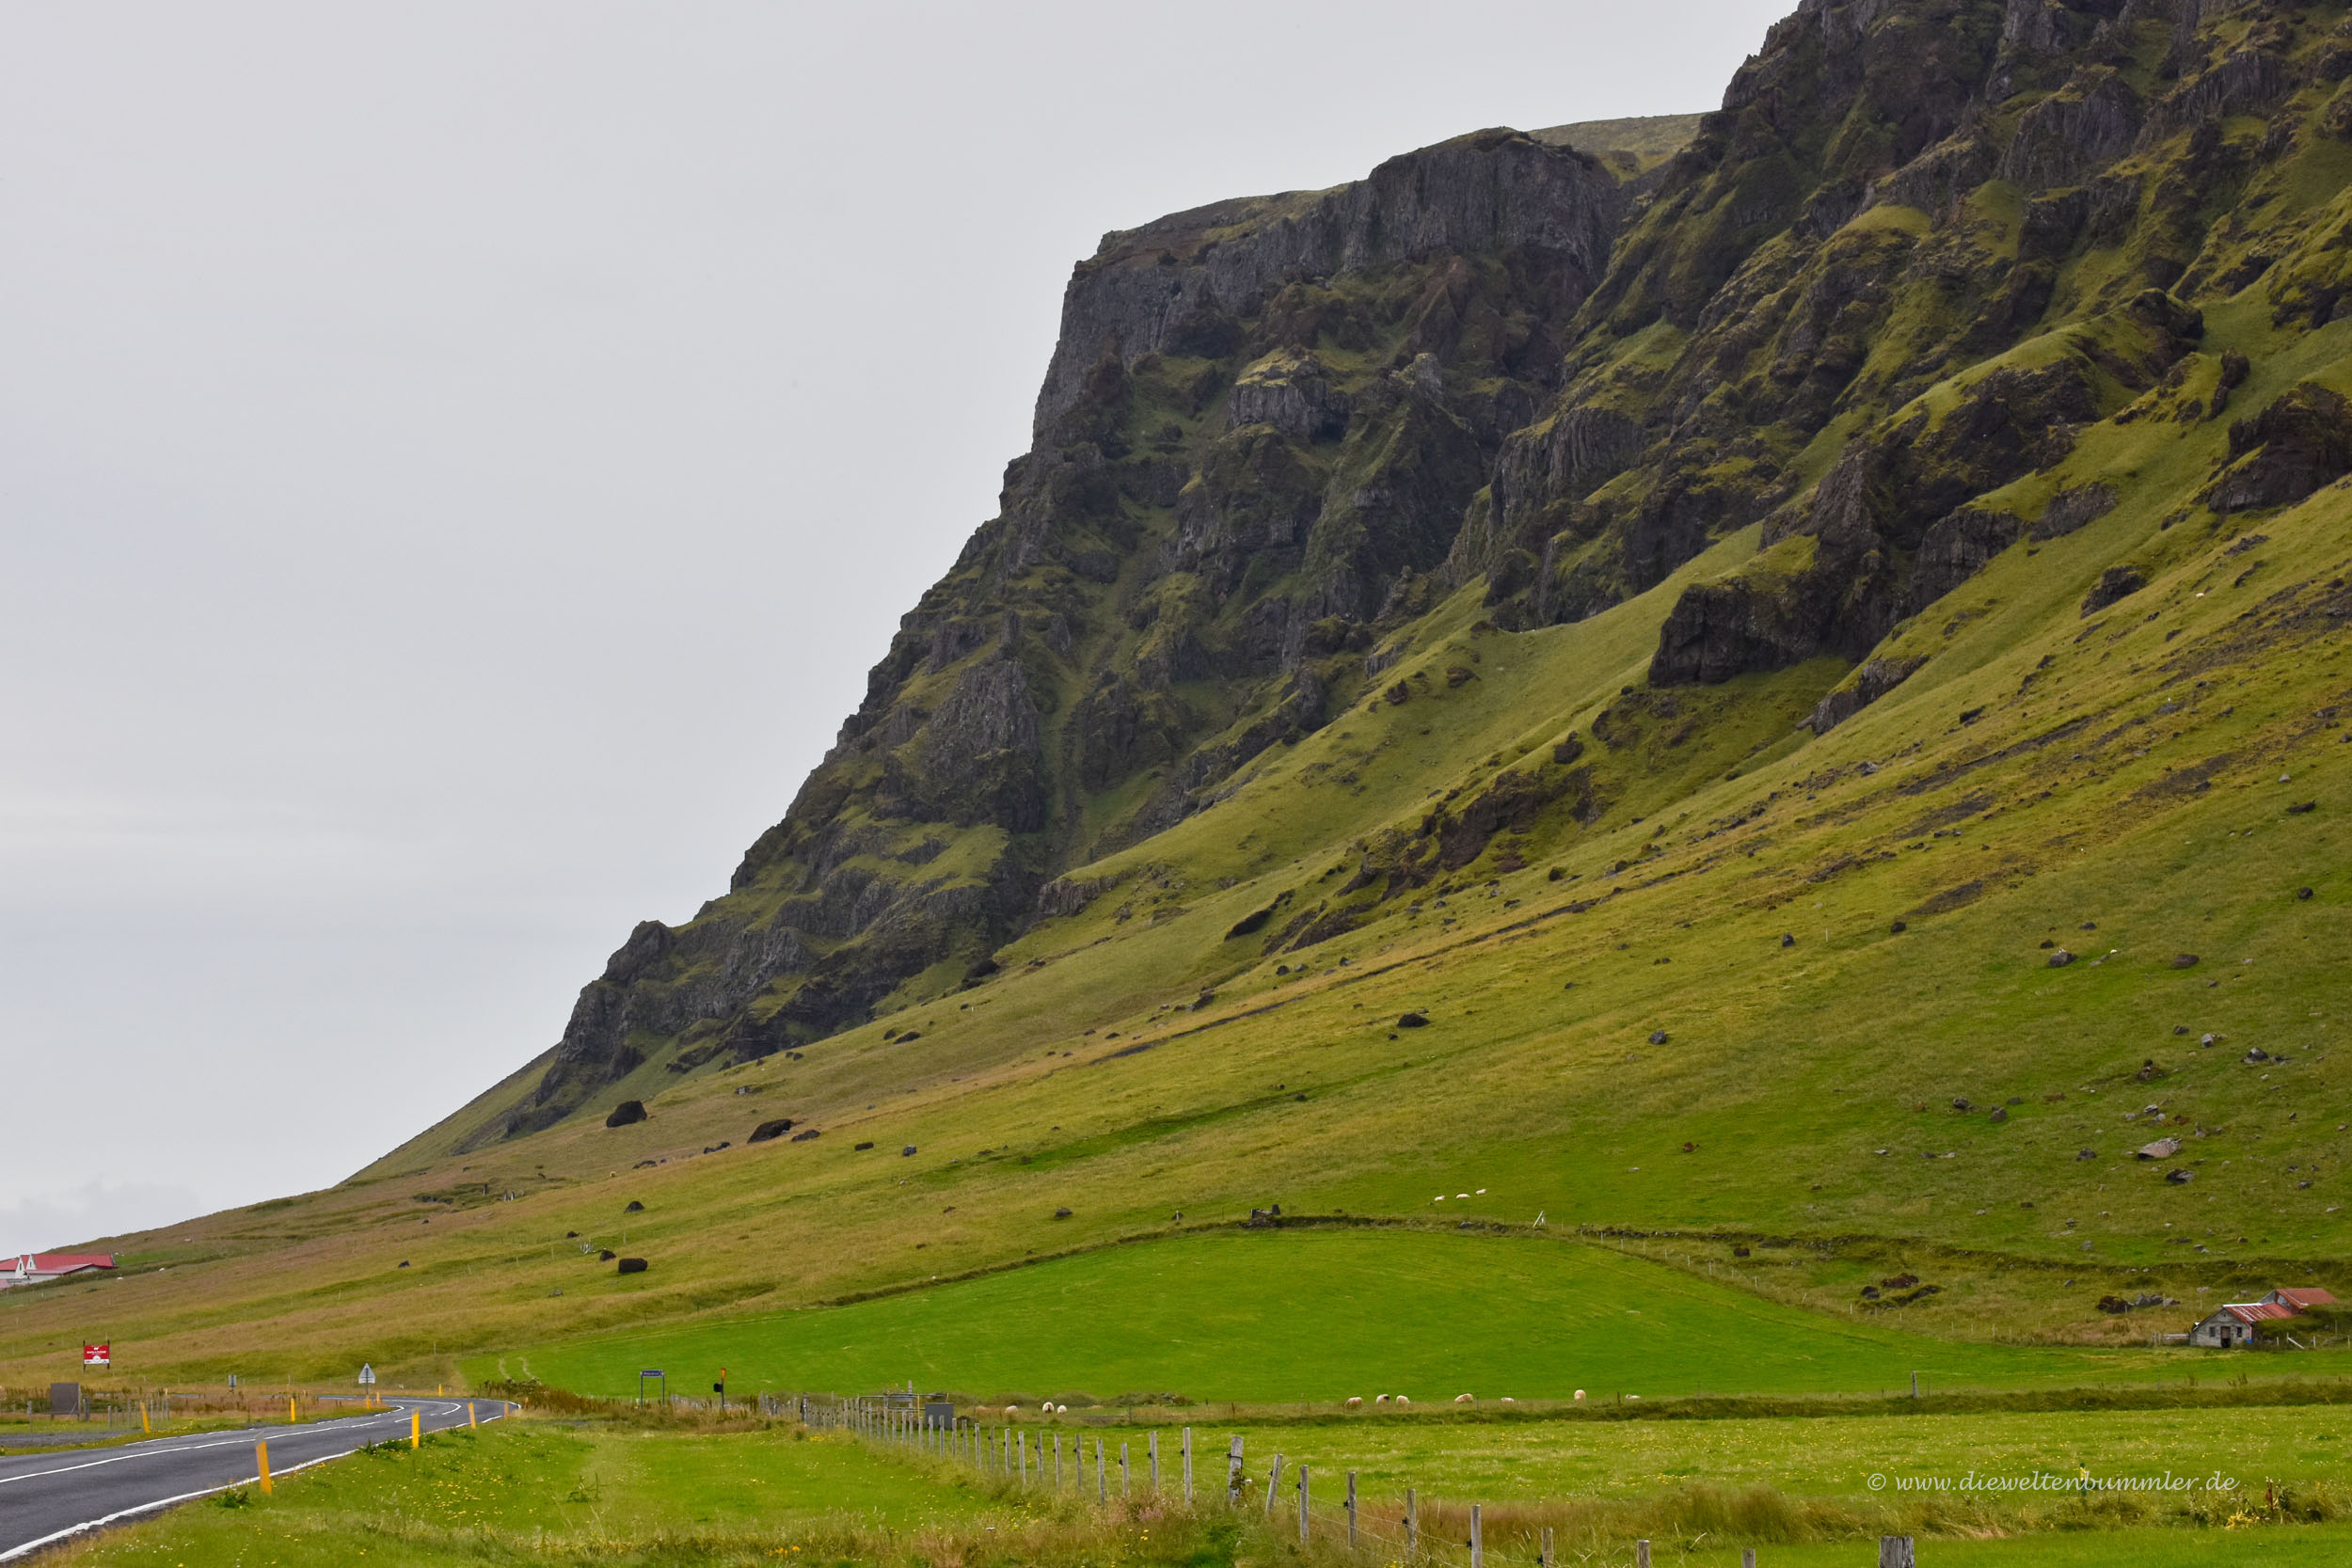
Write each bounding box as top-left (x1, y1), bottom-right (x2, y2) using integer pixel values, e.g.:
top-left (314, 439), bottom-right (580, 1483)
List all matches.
top-left (485, 1228), bottom-right (2217, 1403)
top-left (54, 1413), bottom-right (2352, 1565)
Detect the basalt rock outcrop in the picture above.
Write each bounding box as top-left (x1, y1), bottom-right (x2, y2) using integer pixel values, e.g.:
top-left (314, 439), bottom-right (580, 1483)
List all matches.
top-left (460, 0), bottom-right (2352, 1146)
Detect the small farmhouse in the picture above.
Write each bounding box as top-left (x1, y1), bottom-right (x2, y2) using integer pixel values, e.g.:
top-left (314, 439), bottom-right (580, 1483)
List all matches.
top-left (2190, 1287), bottom-right (2338, 1348)
top-left (0, 1254), bottom-right (116, 1291)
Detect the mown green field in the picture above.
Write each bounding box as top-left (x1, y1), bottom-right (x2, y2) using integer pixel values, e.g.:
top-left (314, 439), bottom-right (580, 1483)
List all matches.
top-left (483, 1229), bottom-right (2230, 1403)
top-left (1127, 1402), bottom-right (2352, 1505)
top-left (56, 1411), bottom-right (2352, 1567)
top-left (56, 1422), bottom-right (999, 1566)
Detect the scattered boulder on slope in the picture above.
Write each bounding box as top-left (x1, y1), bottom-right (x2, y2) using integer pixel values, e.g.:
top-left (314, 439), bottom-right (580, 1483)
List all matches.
top-left (604, 1101), bottom-right (647, 1128)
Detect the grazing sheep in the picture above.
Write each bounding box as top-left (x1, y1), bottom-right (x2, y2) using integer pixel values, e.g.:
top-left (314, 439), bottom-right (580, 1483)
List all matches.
top-left (1056, 1403), bottom-right (1069, 1414)
top-left (1375, 1394), bottom-right (1390, 1404)
top-left (1574, 1389), bottom-right (1586, 1401)
top-left (1395, 1395), bottom-right (1411, 1406)
top-left (1005, 1405), bottom-right (1020, 1419)
top-left (1344, 1396), bottom-right (1363, 1409)
top-left (1454, 1393), bottom-right (1475, 1403)
top-left (1500, 1397), bottom-right (1516, 1403)
top-left (1627, 1394), bottom-right (1641, 1402)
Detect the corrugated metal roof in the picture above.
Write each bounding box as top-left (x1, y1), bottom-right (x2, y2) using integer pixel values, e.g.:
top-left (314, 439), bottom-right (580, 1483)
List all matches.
top-left (2220, 1302), bottom-right (2296, 1324)
top-left (2269, 1287), bottom-right (2339, 1309)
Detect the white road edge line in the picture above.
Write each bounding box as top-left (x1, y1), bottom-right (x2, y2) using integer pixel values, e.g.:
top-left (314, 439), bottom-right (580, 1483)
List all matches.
top-left (0, 1417), bottom-right (407, 1486)
top-left (0, 1403), bottom-right (506, 1562)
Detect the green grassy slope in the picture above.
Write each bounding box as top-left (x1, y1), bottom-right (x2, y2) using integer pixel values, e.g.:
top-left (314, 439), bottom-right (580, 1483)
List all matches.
top-left (6, 441), bottom-right (2348, 1391)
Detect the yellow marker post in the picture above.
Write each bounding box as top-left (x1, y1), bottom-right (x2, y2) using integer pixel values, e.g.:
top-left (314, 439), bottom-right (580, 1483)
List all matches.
top-left (288, 1396), bottom-right (297, 1426)
top-left (410, 1410), bottom-right (421, 1449)
top-left (437, 1384), bottom-right (444, 1397)
top-left (256, 1439), bottom-right (273, 1494)
top-left (139, 1403), bottom-right (150, 1435)
top-left (467, 1402), bottom-right (476, 1429)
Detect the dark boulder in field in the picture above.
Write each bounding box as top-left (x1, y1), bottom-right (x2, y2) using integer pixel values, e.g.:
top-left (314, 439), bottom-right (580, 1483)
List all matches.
top-left (1398, 1011), bottom-right (1431, 1028)
top-left (625, 1200), bottom-right (644, 1212)
top-left (1649, 1030), bottom-right (1669, 1045)
top-left (2165, 1168), bottom-right (2194, 1184)
top-left (598, 1249), bottom-right (615, 1260)
top-left (1053, 1207), bottom-right (1073, 1219)
top-left (2170, 954), bottom-right (2200, 969)
top-left (617, 1257), bottom-right (648, 1275)
top-left (605, 1100), bottom-right (646, 1128)
top-left (2047, 949), bottom-right (2075, 967)
top-left (747, 1118), bottom-right (797, 1143)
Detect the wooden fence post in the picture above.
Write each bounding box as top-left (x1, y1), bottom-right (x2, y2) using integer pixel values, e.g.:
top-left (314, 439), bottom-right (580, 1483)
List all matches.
top-left (1184, 1427), bottom-right (1193, 1501)
top-left (1019, 1431), bottom-right (1028, 1485)
top-left (1541, 1526), bottom-right (1553, 1567)
top-left (1056, 1432), bottom-right (1064, 1490)
top-left (1878, 1539), bottom-right (1915, 1568)
top-left (1470, 1503), bottom-right (1483, 1568)
top-left (1347, 1470), bottom-right (1359, 1549)
top-left (1740, 1551), bottom-right (1757, 1568)
top-left (1150, 1428), bottom-right (1160, 1490)
top-left (1227, 1435), bottom-right (1245, 1506)
top-left (1635, 1541), bottom-right (1651, 1568)
top-left (1405, 1486), bottom-right (1417, 1559)
top-left (1265, 1455), bottom-right (1284, 1518)
top-left (1098, 1436), bottom-right (1107, 1503)
top-left (1298, 1464), bottom-right (1310, 1543)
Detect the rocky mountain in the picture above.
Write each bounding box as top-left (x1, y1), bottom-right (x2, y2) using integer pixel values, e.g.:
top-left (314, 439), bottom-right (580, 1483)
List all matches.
top-left (438, 0), bottom-right (2352, 1150)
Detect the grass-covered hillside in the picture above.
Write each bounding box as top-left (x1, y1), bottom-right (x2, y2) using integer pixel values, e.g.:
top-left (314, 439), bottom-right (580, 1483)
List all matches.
top-left (5, 0), bottom-right (2350, 1410)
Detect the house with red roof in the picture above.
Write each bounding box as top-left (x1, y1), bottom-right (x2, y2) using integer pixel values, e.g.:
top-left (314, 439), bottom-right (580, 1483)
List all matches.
top-left (2191, 1287), bottom-right (2339, 1348)
top-left (0, 1253), bottom-right (116, 1291)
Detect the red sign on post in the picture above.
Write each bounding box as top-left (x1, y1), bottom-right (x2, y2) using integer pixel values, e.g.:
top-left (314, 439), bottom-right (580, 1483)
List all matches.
top-left (82, 1343), bottom-right (109, 1368)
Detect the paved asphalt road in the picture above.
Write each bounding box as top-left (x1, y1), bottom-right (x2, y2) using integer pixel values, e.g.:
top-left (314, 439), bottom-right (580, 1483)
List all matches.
top-left (0, 1398), bottom-right (512, 1560)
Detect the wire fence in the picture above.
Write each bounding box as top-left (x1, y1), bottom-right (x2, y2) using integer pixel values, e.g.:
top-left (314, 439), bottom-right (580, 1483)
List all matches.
top-left (785, 1392), bottom-right (1847, 1568)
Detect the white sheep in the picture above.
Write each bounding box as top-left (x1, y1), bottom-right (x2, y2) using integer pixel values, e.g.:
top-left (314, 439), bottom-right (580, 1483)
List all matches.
top-left (1454, 1393), bottom-right (1475, 1403)
top-left (1375, 1394), bottom-right (1390, 1404)
top-left (1395, 1395), bottom-right (1411, 1406)
top-left (1343, 1396), bottom-right (1362, 1409)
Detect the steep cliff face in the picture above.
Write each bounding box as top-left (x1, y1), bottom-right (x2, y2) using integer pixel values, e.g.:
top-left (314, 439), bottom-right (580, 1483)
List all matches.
top-left (1615, 0), bottom-right (2352, 692)
top-left (490, 129), bottom-right (1629, 1139)
top-left (466, 0), bottom-right (2352, 1147)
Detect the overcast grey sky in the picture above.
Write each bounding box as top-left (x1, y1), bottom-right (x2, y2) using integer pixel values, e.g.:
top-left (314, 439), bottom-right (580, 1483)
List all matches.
top-left (0, 0), bottom-right (1790, 1254)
